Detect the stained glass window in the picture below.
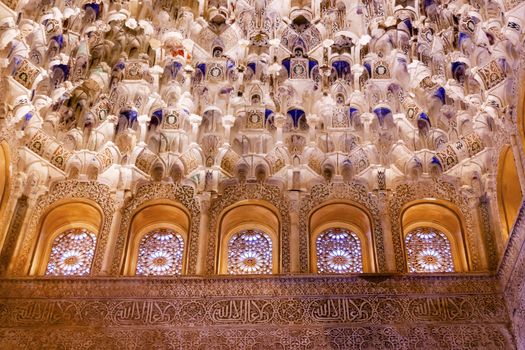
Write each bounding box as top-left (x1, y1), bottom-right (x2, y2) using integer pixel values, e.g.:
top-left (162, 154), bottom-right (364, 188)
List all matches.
top-left (136, 229), bottom-right (184, 276)
top-left (45, 228), bottom-right (97, 276)
top-left (405, 227), bottom-right (455, 273)
top-left (227, 229), bottom-right (272, 274)
top-left (316, 228), bottom-right (363, 273)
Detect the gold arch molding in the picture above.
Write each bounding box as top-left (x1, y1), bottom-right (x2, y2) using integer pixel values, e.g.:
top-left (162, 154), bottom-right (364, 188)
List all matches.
top-left (0, 140), bottom-right (11, 251)
top-left (497, 145), bottom-right (523, 245)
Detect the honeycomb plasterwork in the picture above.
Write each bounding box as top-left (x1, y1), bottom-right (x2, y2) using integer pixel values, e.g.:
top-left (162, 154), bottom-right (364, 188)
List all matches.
top-left (499, 203), bottom-right (525, 348)
top-left (0, 0), bottom-right (519, 200)
top-left (0, 0), bottom-right (524, 346)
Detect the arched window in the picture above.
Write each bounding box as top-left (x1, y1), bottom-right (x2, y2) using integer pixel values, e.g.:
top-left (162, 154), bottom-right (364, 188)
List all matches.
top-left (227, 229), bottom-right (272, 274)
top-left (316, 228), bottom-right (363, 273)
top-left (405, 227), bottom-right (455, 273)
top-left (136, 229), bottom-right (184, 276)
top-left (45, 228), bottom-right (97, 276)
top-left (497, 145), bottom-right (523, 242)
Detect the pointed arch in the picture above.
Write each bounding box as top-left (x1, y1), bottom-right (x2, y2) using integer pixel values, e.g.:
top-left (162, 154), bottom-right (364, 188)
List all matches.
top-left (0, 140), bottom-right (11, 250)
top-left (6, 181), bottom-right (114, 276)
top-left (497, 145), bottom-right (523, 243)
top-left (300, 182), bottom-right (384, 273)
top-left (400, 199), bottom-right (470, 272)
top-left (120, 200), bottom-right (190, 275)
top-left (113, 182), bottom-right (200, 275)
top-left (208, 183), bottom-right (291, 273)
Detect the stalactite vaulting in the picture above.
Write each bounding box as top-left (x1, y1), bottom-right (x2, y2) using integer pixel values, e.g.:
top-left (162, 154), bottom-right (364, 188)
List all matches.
top-left (0, 0), bottom-right (525, 348)
top-left (0, 0), bottom-right (521, 196)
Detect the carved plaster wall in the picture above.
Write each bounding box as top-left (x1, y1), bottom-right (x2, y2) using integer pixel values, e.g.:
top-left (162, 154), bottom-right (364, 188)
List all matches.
top-left (499, 202), bottom-right (525, 349)
top-left (0, 0), bottom-right (525, 347)
top-left (0, 275), bottom-right (514, 349)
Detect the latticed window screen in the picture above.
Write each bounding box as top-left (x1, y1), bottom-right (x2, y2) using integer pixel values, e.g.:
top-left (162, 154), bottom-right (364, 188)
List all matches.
top-left (227, 229), bottom-right (273, 274)
top-left (136, 229), bottom-right (184, 276)
top-left (46, 228), bottom-right (97, 276)
top-left (405, 227), bottom-right (455, 273)
top-left (316, 228), bottom-right (363, 273)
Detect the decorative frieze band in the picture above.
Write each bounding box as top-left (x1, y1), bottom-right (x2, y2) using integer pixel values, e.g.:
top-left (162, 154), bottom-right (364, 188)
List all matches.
top-left (0, 294), bottom-right (507, 327)
top-left (0, 324), bottom-right (513, 349)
